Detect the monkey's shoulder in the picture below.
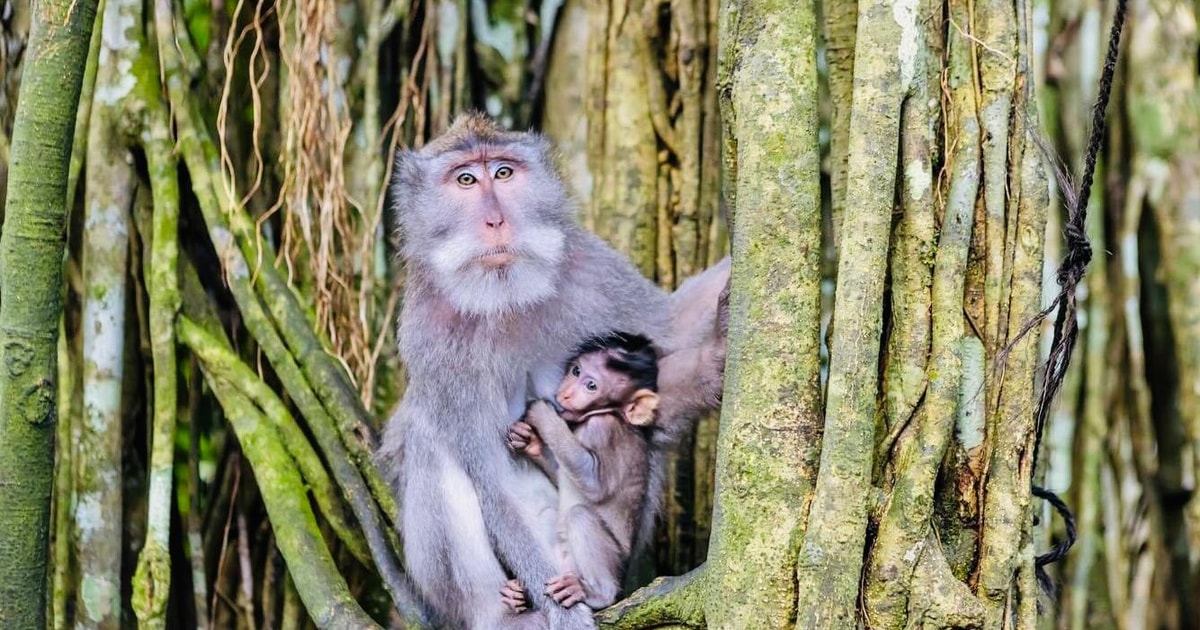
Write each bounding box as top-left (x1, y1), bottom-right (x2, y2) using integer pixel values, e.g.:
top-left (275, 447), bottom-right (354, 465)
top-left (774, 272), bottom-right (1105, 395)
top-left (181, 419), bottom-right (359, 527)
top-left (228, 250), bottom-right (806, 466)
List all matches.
top-left (553, 234), bottom-right (672, 338)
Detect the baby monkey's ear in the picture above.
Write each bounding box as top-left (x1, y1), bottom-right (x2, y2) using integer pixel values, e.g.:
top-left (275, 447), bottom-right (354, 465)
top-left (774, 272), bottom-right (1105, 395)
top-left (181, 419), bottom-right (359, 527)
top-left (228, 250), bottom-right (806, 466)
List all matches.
top-left (624, 389), bottom-right (659, 426)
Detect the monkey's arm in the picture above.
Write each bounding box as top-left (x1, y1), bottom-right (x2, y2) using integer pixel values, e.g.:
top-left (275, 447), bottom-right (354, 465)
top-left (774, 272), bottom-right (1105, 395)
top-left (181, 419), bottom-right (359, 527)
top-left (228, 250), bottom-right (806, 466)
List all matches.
top-left (653, 341), bottom-right (726, 448)
top-left (524, 445), bottom-right (561, 483)
top-left (531, 449), bottom-right (560, 481)
top-left (524, 402), bottom-right (609, 502)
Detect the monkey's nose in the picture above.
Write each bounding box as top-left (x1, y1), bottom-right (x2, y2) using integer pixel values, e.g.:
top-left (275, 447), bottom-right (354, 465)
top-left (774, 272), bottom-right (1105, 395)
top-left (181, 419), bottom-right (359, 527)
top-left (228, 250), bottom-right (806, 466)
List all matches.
top-left (485, 216), bottom-right (505, 228)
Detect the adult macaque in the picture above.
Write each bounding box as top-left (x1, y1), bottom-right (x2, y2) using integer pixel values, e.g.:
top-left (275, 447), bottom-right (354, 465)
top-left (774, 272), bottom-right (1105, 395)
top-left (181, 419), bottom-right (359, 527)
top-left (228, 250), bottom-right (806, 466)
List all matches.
top-left (503, 332), bottom-right (660, 612)
top-left (378, 113), bottom-right (728, 629)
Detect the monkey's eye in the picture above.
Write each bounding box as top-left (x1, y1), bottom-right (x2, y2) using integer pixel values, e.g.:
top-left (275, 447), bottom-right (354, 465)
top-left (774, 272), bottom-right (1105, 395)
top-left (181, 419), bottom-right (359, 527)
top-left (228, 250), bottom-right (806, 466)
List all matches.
top-left (585, 380), bottom-right (597, 392)
top-left (456, 173), bottom-right (477, 186)
top-left (570, 364), bottom-right (580, 377)
top-left (494, 165), bottom-right (514, 180)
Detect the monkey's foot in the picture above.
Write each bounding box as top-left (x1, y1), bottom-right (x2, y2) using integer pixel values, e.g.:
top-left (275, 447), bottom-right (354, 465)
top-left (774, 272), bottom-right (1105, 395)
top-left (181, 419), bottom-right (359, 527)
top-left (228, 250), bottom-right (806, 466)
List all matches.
top-left (501, 579), bottom-right (528, 613)
top-left (545, 572), bottom-right (586, 608)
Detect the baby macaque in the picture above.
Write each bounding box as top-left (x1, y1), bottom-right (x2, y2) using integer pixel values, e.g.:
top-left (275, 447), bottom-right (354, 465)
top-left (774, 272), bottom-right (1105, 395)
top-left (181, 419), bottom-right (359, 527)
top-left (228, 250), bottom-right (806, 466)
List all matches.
top-left (381, 112), bottom-right (728, 629)
top-left (503, 332), bottom-right (659, 612)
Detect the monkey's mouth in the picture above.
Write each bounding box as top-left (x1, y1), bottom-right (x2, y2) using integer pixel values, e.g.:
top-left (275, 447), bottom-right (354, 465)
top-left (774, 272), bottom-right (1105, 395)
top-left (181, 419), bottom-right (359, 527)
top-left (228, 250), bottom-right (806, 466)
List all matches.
top-left (555, 398), bottom-right (581, 422)
top-left (473, 248), bottom-right (517, 269)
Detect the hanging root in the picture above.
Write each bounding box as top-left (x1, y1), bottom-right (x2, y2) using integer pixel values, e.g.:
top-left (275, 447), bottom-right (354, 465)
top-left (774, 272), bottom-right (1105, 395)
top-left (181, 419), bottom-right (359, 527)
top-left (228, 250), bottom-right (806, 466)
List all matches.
top-left (1031, 485), bottom-right (1078, 600)
top-left (997, 0), bottom-right (1129, 606)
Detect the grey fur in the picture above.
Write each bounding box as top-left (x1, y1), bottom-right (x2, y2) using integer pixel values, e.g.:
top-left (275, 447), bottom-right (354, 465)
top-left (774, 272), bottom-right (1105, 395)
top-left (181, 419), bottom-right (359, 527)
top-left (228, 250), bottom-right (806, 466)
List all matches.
top-left (378, 113), bottom-right (726, 629)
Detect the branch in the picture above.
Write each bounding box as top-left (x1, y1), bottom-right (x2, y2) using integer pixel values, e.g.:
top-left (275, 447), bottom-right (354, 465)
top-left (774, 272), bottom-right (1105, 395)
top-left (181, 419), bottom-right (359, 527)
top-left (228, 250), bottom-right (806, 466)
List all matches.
top-left (193, 369), bottom-right (382, 629)
top-left (596, 565), bottom-right (707, 629)
top-left (178, 316), bottom-right (371, 568)
top-left (131, 46), bottom-right (182, 627)
top-left (151, 0), bottom-right (425, 621)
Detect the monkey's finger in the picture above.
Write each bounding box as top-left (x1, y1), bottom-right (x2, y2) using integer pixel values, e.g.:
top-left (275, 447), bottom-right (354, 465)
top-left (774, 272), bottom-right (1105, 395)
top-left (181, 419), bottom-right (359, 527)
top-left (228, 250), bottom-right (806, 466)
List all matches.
top-left (500, 584), bottom-right (527, 607)
top-left (511, 422), bottom-right (535, 438)
top-left (545, 578), bottom-right (573, 599)
top-left (559, 589), bottom-right (585, 608)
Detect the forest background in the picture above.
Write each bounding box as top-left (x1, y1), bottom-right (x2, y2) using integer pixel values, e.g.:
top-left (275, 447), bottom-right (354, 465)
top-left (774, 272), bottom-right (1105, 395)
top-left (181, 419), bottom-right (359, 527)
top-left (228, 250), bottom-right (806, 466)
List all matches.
top-left (0, 0), bottom-right (1197, 628)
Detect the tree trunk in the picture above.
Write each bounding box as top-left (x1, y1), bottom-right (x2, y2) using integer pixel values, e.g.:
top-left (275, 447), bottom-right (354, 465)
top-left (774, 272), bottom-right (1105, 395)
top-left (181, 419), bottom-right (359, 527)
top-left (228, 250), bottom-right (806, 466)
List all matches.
top-left (2, 0), bottom-right (1188, 625)
top-left (707, 0), bottom-right (824, 625)
top-left (73, 0), bottom-right (140, 624)
top-left (606, 0), bottom-right (1051, 625)
top-left (0, 0), bottom-right (98, 626)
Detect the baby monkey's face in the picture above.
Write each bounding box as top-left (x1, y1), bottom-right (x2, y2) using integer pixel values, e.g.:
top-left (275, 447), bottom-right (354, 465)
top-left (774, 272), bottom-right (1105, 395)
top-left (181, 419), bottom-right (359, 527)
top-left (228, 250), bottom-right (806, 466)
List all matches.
top-left (555, 351), bottom-right (630, 421)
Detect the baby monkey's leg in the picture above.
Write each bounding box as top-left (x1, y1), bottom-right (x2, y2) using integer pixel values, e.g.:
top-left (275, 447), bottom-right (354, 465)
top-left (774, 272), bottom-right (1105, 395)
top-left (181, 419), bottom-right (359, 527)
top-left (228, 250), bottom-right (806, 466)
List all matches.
top-left (551, 505), bottom-right (624, 609)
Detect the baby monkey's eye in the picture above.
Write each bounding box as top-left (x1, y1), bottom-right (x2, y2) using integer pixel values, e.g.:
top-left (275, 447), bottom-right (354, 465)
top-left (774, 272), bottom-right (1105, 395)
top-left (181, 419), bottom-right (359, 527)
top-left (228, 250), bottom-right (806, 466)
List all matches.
top-left (494, 165), bottom-right (514, 180)
top-left (456, 173), bottom-right (477, 186)
top-left (570, 364), bottom-right (580, 377)
top-left (585, 380), bottom-right (597, 392)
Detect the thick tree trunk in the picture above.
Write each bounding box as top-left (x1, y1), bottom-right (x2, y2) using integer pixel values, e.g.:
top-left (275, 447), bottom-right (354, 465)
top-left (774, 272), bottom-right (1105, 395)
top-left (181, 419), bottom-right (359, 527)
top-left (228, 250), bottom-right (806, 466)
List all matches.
top-left (0, 0), bottom-right (98, 626)
top-left (708, 0), bottom-right (824, 625)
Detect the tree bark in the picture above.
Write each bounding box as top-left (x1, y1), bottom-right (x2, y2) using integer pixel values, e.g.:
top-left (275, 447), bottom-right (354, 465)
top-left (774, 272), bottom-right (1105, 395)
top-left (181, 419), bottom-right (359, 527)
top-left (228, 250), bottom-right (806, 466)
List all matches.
top-left (181, 319), bottom-right (383, 630)
top-left (0, 0), bottom-right (98, 626)
top-left (708, 0), bottom-right (823, 626)
top-left (794, 0), bottom-right (913, 622)
top-left (73, 0), bottom-right (142, 624)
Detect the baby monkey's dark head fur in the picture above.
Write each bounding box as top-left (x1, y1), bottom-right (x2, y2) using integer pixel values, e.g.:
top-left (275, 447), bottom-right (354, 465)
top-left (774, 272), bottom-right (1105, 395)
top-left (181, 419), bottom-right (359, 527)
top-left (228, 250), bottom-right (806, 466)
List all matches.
top-left (572, 332), bottom-right (658, 392)
top-left (556, 332), bottom-right (659, 425)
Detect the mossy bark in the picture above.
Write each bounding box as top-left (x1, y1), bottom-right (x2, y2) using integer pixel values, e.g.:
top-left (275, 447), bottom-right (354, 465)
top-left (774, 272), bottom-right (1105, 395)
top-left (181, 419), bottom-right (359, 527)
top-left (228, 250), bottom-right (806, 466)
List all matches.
top-left (129, 44), bottom-right (182, 624)
top-left (794, 0), bottom-right (913, 623)
top-left (181, 321), bottom-right (382, 630)
top-left (73, 0), bottom-right (143, 624)
top-left (150, 0), bottom-right (423, 621)
top-left (821, 0), bottom-right (856, 243)
top-left (0, 0), bottom-right (98, 625)
top-left (707, 0), bottom-right (823, 626)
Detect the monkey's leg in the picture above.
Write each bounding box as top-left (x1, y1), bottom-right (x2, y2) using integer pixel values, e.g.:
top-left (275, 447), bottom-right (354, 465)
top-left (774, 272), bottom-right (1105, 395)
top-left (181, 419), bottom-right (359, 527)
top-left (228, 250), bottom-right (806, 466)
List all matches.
top-left (404, 457), bottom-right (551, 630)
top-left (561, 505), bottom-right (624, 610)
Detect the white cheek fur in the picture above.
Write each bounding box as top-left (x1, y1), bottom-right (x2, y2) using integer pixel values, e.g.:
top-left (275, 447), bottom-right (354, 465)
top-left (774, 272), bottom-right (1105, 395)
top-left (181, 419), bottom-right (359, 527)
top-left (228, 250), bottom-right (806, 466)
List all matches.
top-left (428, 223), bottom-right (567, 317)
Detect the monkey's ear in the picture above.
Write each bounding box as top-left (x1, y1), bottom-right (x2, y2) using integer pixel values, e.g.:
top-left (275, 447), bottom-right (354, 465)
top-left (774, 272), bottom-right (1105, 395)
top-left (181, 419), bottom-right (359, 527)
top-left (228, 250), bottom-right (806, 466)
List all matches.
top-left (624, 389), bottom-right (659, 426)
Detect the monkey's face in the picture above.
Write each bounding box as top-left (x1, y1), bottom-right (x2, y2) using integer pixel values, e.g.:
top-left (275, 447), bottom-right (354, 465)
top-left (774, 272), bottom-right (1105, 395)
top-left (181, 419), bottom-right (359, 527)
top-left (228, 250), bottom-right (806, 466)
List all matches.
top-left (392, 119), bottom-right (575, 317)
top-left (555, 351), bottom-right (630, 421)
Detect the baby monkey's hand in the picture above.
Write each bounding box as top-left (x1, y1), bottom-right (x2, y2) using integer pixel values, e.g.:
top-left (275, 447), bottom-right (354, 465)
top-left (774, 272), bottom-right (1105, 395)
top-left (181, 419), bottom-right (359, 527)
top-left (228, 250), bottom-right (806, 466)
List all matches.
top-left (506, 420), bottom-right (544, 458)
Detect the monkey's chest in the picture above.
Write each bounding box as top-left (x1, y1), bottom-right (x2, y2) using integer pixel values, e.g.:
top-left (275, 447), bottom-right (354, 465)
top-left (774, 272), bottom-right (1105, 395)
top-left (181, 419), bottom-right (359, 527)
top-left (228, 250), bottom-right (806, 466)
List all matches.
top-left (503, 360), bottom-right (573, 423)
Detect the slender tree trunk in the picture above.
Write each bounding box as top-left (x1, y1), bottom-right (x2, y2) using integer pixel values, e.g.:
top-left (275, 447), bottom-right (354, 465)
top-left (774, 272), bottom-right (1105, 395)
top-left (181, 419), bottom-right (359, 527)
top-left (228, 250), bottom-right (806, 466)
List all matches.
top-left (0, 0), bottom-right (98, 626)
top-left (73, 0), bottom-right (141, 624)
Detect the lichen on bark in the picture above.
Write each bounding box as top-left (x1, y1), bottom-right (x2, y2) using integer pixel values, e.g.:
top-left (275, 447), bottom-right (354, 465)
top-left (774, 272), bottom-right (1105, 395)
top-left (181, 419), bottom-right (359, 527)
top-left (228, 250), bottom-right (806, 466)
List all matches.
top-left (0, 0), bottom-right (98, 625)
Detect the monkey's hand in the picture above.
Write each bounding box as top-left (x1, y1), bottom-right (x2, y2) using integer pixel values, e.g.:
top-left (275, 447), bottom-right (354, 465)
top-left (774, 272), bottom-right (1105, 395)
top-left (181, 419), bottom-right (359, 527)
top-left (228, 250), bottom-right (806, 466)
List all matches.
top-left (545, 572), bottom-right (587, 608)
top-left (507, 421), bottom-right (544, 458)
top-left (500, 579), bottom-right (528, 613)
